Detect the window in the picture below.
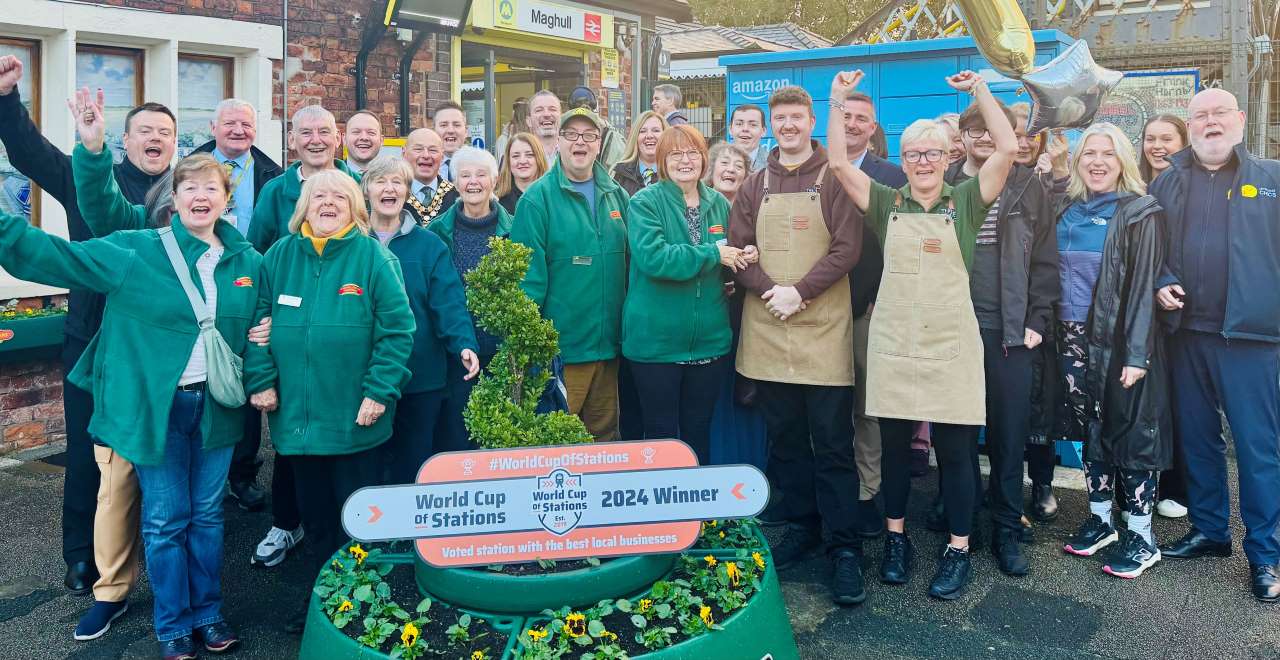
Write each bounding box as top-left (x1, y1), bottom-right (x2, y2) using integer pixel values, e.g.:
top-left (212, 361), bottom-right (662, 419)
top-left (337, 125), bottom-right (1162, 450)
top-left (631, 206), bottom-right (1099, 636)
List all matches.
top-left (0, 38), bottom-right (39, 225)
top-left (76, 45), bottom-right (143, 163)
top-left (177, 54), bottom-right (234, 157)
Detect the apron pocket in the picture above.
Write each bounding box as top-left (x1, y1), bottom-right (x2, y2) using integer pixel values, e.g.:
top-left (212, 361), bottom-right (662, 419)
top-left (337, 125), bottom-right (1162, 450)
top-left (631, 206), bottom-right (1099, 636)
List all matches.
top-left (886, 235), bottom-right (922, 274)
top-left (762, 213), bottom-right (792, 251)
top-left (914, 303), bottom-right (961, 360)
top-left (869, 300), bottom-right (912, 356)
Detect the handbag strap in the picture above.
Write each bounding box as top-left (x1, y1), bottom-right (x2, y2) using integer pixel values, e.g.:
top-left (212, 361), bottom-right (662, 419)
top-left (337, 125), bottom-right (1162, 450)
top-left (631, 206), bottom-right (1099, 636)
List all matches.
top-left (158, 227), bottom-right (214, 330)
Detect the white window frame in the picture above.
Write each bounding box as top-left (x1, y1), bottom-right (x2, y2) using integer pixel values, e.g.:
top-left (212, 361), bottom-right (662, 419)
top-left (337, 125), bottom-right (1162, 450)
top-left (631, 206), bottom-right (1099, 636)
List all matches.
top-left (0, 1), bottom-right (282, 298)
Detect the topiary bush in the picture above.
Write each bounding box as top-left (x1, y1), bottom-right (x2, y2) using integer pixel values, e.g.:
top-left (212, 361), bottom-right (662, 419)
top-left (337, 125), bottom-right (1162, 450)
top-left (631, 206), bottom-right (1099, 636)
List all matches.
top-left (462, 237), bottom-right (591, 449)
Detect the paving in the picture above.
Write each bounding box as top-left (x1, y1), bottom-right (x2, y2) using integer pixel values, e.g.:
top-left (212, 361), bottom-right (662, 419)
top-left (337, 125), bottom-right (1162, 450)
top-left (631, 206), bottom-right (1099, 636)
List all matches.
top-left (0, 444), bottom-right (1274, 660)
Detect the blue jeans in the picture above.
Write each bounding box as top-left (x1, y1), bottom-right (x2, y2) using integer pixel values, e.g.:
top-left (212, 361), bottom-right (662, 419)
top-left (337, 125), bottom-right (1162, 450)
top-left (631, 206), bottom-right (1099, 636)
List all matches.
top-left (133, 389), bottom-right (233, 641)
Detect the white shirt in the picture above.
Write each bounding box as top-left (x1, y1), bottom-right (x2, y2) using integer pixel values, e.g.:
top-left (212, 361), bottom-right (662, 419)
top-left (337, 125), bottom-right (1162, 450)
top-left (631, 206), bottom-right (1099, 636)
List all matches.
top-left (178, 247), bottom-right (223, 386)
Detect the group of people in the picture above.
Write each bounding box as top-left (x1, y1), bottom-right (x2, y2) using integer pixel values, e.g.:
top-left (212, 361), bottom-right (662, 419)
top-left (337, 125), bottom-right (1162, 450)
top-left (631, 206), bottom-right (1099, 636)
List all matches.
top-left (0, 48), bottom-right (1276, 659)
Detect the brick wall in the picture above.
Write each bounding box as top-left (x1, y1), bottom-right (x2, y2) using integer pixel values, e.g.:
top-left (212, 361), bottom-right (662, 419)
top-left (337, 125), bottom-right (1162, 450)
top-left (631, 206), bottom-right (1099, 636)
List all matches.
top-left (0, 360), bottom-right (65, 455)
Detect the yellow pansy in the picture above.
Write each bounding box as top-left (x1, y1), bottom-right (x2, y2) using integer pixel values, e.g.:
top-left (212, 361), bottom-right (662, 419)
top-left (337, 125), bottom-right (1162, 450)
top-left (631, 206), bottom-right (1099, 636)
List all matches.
top-left (348, 544), bottom-right (368, 564)
top-left (725, 561), bottom-right (742, 587)
top-left (401, 622), bottom-right (419, 647)
top-left (338, 600), bottom-right (354, 612)
top-left (752, 552), bottom-right (766, 570)
top-left (704, 555), bottom-right (717, 568)
top-left (699, 605), bottom-right (714, 626)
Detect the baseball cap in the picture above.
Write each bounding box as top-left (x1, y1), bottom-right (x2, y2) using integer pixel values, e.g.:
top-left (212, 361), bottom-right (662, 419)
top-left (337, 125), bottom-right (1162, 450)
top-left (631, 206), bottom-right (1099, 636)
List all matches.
top-left (559, 107), bottom-right (606, 132)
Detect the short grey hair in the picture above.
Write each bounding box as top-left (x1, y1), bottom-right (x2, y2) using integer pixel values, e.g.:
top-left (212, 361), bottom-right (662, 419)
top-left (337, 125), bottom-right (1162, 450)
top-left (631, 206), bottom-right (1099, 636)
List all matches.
top-left (360, 155), bottom-right (414, 199)
top-left (654, 84), bottom-right (682, 107)
top-left (449, 146), bottom-right (499, 200)
top-left (214, 98), bottom-right (256, 124)
top-left (290, 104), bottom-right (336, 133)
top-left (899, 119), bottom-right (950, 158)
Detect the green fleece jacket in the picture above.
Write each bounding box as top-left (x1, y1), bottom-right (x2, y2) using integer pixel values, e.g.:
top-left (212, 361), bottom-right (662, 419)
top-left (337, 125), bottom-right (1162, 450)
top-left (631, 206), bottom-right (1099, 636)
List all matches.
top-left (426, 200), bottom-right (514, 251)
top-left (509, 160), bottom-right (629, 364)
top-left (622, 180), bottom-right (732, 363)
top-left (0, 213), bottom-right (260, 466)
top-left (247, 160), bottom-right (361, 253)
top-left (244, 227), bottom-right (415, 456)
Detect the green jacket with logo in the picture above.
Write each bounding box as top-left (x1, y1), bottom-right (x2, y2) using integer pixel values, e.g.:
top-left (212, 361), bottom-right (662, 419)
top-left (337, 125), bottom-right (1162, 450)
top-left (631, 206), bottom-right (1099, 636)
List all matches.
top-left (247, 160), bottom-right (361, 253)
top-left (622, 180), bottom-right (732, 363)
top-left (244, 228), bottom-right (415, 456)
top-left (0, 212), bottom-right (260, 466)
top-left (510, 159), bottom-right (629, 364)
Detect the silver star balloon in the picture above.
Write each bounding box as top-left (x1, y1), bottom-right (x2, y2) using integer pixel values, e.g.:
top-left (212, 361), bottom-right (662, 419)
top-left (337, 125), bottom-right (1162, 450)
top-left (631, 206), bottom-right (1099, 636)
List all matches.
top-left (1021, 40), bottom-right (1123, 134)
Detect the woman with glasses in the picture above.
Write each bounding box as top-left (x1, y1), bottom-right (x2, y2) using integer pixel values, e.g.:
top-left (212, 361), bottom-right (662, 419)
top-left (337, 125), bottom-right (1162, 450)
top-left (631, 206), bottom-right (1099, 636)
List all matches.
top-left (827, 69), bottom-right (1017, 600)
top-left (622, 125), bottom-right (754, 464)
top-left (610, 110), bottom-right (669, 197)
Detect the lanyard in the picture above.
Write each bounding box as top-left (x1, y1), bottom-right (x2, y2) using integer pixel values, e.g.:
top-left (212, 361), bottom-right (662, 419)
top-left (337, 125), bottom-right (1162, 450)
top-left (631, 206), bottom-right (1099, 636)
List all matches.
top-left (226, 154), bottom-right (253, 206)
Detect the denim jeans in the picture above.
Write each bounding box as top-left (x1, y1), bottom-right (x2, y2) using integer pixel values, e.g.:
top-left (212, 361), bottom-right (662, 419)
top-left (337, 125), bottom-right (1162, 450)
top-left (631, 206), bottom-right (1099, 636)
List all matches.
top-left (133, 389), bottom-right (233, 641)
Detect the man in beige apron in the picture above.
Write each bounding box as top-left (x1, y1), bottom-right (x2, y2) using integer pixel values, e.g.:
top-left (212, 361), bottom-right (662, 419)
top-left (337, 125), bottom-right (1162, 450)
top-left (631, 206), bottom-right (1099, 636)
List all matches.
top-left (727, 85), bottom-right (866, 607)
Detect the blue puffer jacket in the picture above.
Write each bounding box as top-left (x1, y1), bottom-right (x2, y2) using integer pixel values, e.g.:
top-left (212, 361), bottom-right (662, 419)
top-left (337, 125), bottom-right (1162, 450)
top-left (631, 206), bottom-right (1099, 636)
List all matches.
top-left (1152, 143), bottom-right (1280, 342)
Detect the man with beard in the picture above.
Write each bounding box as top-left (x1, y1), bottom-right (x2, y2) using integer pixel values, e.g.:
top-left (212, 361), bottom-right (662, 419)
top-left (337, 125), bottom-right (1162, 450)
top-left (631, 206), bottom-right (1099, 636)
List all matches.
top-left (1154, 88), bottom-right (1280, 603)
top-left (729, 104), bottom-right (768, 172)
top-left (526, 90), bottom-right (562, 167)
top-left (401, 128), bottom-right (460, 225)
top-left (511, 108), bottom-right (629, 441)
top-left (433, 101), bottom-right (468, 181)
top-left (342, 110), bottom-right (383, 174)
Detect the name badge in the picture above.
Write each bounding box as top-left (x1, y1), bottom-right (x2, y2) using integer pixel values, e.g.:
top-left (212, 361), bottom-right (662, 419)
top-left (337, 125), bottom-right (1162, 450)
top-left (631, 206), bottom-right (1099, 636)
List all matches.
top-left (278, 294), bottom-right (303, 308)
top-left (572, 256), bottom-right (593, 266)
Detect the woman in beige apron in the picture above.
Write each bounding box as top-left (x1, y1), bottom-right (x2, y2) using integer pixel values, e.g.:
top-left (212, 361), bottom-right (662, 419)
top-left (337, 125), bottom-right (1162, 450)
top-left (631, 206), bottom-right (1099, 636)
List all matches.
top-left (827, 70), bottom-right (1018, 600)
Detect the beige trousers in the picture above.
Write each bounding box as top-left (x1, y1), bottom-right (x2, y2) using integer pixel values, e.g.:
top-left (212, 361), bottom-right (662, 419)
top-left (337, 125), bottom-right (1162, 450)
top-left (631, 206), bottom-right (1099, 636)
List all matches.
top-left (91, 445), bottom-right (141, 602)
top-left (853, 310), bottom-right (882, 501)
top-left (564, 359), bottom-right (620, 442)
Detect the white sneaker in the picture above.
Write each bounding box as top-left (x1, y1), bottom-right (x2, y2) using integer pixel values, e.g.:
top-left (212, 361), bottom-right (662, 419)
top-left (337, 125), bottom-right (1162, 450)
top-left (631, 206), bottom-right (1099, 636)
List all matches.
top-left (252, 526), bottom-right (304, 567)
top-left (1156, 499), bottom-right (1189, 518)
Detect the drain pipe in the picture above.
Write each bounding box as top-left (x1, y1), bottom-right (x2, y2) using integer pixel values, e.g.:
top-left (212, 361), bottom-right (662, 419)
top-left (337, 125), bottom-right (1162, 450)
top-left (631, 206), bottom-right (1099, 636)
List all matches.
top-left (398, 30), bottom-right (429, 134)
top-left (355, 4), bottom-right (390, 111)
top-left (281, 0), bottom-right (289, 166)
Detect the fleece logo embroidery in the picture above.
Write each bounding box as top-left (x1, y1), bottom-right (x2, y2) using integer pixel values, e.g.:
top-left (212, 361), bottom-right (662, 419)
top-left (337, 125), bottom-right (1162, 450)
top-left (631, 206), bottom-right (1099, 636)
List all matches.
top-left (338, 283), bottom-right (364, 296)
top-left (609, 209), bottom-right (622, 220)
top-left (708, 224), bottom-right (725, 236)
top-left (232, 276), bottom-right (254, 287)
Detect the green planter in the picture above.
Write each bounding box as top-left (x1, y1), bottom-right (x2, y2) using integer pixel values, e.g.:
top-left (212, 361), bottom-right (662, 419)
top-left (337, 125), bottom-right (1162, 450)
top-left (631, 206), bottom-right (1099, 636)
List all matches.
top-left (0, 314), bottom-right (64, 364)
top-left (416, 553), bottom-right (678, 615)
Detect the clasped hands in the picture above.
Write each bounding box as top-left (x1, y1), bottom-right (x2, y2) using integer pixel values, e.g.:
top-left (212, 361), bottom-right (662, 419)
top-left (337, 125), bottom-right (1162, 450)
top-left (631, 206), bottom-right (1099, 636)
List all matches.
top-left (719, 244), bottom-right (758, 272)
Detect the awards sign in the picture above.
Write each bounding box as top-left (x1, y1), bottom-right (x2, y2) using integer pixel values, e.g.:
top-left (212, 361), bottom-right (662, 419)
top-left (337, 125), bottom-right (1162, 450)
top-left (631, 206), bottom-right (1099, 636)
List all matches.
top-left (341, 441), bottom-right (769, 567)
top-left (1092, 69), bottom-right (1199, 146)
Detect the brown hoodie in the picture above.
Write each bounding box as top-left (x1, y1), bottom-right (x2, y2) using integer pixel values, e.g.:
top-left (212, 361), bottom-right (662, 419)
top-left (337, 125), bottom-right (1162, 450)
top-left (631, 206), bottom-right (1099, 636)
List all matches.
top-left (727, 141), bottom-right (863, 300)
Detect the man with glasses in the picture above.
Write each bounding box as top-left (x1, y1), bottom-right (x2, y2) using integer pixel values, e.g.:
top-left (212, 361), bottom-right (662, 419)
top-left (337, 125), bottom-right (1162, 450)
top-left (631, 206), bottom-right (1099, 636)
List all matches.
top-left (511, 107), bottom-right (630, 441)
top-left (944, 100), bottom-right (1058, 578)
top-left (400, 128), bottom-right (459, 225)
top-left (1152, 88), bottom-right (1280, 603)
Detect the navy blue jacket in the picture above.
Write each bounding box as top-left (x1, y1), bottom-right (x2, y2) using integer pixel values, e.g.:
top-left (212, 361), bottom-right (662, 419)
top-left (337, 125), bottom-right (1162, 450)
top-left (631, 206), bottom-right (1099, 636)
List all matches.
top-left (381, 213), bottom-right (479, 393)
top-left (1151, 143), bottom-right (1280, 343)
top-left (850, 151), bottom-right (908, 316)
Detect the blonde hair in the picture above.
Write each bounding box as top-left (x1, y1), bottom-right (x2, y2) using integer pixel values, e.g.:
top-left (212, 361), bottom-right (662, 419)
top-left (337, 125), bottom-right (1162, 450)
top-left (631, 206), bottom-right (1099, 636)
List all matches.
top-left (1067, 122), bottom-right (1147, 201)
top-left (619, 111), bottom-right (669, 165)
top-left (898, 119), bottom-right (950, 158)
top-left (496, 133), bottom-right (547, 198)
top-left (359, 155), bottom-right (414, 200)
top-left (288, 170), bottom-right (369, 235)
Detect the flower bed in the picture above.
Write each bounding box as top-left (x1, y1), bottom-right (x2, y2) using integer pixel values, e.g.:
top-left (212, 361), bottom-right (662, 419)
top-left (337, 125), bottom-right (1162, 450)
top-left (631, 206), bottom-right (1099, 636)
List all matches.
top-left (0, 302), bottom-right (65, 364)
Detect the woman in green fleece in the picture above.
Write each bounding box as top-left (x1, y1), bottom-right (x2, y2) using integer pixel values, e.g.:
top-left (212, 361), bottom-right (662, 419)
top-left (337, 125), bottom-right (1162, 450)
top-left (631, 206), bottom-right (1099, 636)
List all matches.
top-left (622, 124), bottom-right (755, 464)
top-left (0, 151), bottom-right (258, 658)
top-left (243, 169), bottom-right (415, 594)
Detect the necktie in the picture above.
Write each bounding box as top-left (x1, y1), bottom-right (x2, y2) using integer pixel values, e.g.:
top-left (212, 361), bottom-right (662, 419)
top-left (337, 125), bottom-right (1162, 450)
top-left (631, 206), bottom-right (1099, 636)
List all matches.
top-left (419, 187), bottom-right (434, 204)
top-left (224, 161), bottom-right (238, 209)
top-left (643, 169), bottom-right (656, 186)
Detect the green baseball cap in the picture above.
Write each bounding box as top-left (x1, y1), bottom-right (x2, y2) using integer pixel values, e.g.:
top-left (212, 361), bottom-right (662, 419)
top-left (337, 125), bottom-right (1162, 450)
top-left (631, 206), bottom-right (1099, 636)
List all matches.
top-left (559, 106), bottom-right (606, 132)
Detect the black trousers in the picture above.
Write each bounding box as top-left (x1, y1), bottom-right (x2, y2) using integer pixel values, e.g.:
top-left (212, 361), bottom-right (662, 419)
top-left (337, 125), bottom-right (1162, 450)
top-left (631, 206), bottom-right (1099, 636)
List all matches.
top-left (1026, 442), bottom-right (1057, 487)
top-left (434, 355), bottom-right (493, 455)
top-left (883, 419), bottom-right (978, 537)
top-left (383, 389), bottom-right (447, 485)
top-left (980, 329), bottom-right (1035, 531)
top-left (61, 336), bottom-right (96, 566)
top-left (271, 454), bottom-right (302, 531)
top-left (228, 406), bottom-right (264, 485)
top-left (291, 445), bottom-right (383, 575)
top-left (618, 358), bottom-right (645, 441)
top-left (628, 358), bottom-right (728, 465)
top-left (756, 380), bottom-right (859, 551)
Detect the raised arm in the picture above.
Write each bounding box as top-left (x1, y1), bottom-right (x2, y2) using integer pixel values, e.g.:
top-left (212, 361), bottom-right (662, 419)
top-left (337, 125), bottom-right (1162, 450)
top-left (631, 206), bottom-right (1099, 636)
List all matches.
top-left (68, 88), bottom-right (148, 234)
top-left (948, 71), bottom-right (1017, 204)
top-left (0, 57), bottom-right (80, 231)
top-left (0, 211), bottom-right (132, 293)
top-left (825, 70), bottom-right (873, 212)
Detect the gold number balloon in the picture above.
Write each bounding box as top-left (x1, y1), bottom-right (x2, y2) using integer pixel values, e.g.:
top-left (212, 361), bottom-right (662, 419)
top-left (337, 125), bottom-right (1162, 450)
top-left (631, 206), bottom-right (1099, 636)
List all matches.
top-left (954, 0), bottom-right (1036, 76)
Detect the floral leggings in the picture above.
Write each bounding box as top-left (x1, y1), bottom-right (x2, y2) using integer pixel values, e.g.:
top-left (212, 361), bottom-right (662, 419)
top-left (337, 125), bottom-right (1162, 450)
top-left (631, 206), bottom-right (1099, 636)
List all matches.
top-left (1056, 321), bottom-right (1158, 516)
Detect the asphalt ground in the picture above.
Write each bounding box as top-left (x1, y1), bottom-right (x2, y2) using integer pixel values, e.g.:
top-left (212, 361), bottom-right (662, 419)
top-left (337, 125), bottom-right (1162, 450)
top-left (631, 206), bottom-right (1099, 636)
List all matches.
top-left (0, 445), bottom-right (1275, 660)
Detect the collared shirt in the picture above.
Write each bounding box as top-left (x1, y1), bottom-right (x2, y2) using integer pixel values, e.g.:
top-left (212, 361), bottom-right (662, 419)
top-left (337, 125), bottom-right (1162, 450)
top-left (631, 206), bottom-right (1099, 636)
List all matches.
top-left (850, 149), bottom-right (868, 171)
top-left (214, 148), bottom-right (254, 235)
top-left (638, 162), bottom-right (657, 187)
top-left (345, 157), bottom-right (368, 175)
top-left (440, 155), bottom-right (454, 183)
top-left (412, 177), bottom-right (440, 204)
top-left (866, 177), bottom-right (990, 272)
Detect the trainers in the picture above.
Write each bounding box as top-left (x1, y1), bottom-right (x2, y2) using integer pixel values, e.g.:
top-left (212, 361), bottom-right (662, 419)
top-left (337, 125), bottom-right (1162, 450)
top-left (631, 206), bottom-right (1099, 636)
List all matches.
top-left (1030, 483), bottom-right (1058, 521)
top-left (73, 600), bottom-right (129, 641)
top-left (1156, 499), bottom-right (1188, 519)
top-left (195, 621), bottom-right (241, 653)
top-left (226, 479), bottom-right (267, 512)
top-left (992, 527), bottom-right (1029, 576)
top-left (1063, 515), bottom-right (1119, 557)
top-left (770, 525), bottom-right (821, 569)
top-left (159, 635), bottom-right (198, 660)
top-left (831, 549), bottom-right (866, 606)
top-left (928, 546), bottom-right (972, 600)
top-left (756, 497), bottom-right (788, 527)
top-left (879, 531), bottom-right (913, 585)
top-left (1102, 530), bottom-right (1161, 579)
top-left (252, 525), bottom-right (304, 567)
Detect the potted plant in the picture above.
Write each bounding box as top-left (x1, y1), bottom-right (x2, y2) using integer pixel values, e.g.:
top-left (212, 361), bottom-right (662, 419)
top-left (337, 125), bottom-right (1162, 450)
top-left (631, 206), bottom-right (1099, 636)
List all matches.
top-left (0, 297), bottom-right (67, 364)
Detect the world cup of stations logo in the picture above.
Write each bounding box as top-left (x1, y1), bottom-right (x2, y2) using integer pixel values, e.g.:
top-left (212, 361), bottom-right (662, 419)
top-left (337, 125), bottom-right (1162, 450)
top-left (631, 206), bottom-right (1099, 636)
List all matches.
top-left (497, 0), bottom-right (515, 24)
top-left (534, 468), bottom-right (587, 536)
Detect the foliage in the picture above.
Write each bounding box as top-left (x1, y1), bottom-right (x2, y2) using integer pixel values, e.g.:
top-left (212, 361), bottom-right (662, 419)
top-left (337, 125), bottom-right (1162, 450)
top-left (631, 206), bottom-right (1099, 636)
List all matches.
top-left (2, 297), bottom-right (67, 319)
top-left (462, 237), bottom-right (591, 449)
top-left (685, 0), bottom-right (877, 42)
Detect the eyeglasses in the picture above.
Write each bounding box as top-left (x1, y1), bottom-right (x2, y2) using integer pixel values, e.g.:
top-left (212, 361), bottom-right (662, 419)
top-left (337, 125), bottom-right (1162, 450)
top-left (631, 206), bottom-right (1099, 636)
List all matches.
top-left (964, 127), bottom-right (990, 139)
top-left (1188, 107), bottom-right (1238, 123)
top-left (666, 149), bottom-right (703, 162)
top-left (903, 149), bottom-right (946, 164)
top-left (560, 130), bottom-right (601, 143)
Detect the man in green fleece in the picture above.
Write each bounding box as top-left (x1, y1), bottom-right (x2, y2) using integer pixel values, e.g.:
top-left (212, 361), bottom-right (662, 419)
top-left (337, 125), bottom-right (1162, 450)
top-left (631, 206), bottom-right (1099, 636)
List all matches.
top-left (510, 107), bottom-right (629, 441)
top-left (246, 105), bottom-right (360, 253)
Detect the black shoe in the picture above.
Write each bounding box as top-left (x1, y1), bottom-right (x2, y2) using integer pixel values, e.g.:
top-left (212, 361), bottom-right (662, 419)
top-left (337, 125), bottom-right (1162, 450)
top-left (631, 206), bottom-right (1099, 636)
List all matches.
top-left (64, 561), bottom-right (97, 596)
top-left (770, 525), bottom-right (821, 569)
top-left (1102, 530), bottom-right (1161, 579)
top-left (855, 499), bottom-right (884, 539)
top-left (1063, 515), bottom-right (1118, 557)
top-left (1159, 529), bottom-right (1232, 559)
top-left (1030, 483), bottom-right (1058, 522)
top-left (909, 448), bottom-right (930, 477)
top-left (831, 549), bottom-right (866, 606)
top-left (226, 479), bottom-right (267, 512)
top-left (879, 531), bottom-right (913, 585)
top-left (928, 546), bottom-right (972, 600)
top-left (756, 496), bottom-right (788, 527)
top-left (159, 636), bottom-right (198, 660)
top-left (925, 498), bottom-right (946, 532)
top-left (992, 527), bottom-right (1029, 576)
top-left (74, 600), bottom-right (128, 641)
top-left (195, 621), bottom-right (241, 653)
top-left (1251, 564), bottom-right (1280, 603)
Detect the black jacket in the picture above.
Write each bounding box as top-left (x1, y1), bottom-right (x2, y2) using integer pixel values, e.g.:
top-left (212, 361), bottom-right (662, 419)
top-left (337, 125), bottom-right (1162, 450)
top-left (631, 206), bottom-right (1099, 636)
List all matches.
top-left (192, 140), bottom-right (283, 205)
top-left (1151, 143), bottom-right (1280, 342)
top-left (850, 151), bottom-right (907, 316)
top-left (610, 159), bottom-right (648, 198)
top-left (0, 89), bottom-right (166, 344)
top-left (945, 162), bottom-right (1060, 345)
